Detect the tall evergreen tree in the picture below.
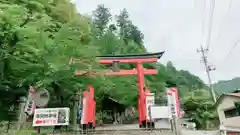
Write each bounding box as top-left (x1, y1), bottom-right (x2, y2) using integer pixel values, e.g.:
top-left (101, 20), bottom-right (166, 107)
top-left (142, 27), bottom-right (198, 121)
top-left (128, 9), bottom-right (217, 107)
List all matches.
top-left (92, 4), bottom-right (112, 36)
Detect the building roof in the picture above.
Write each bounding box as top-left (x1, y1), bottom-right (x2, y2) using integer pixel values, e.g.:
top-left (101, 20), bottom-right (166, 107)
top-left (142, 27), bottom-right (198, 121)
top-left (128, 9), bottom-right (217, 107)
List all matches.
top-left (215, 93), bottom-right (240, 108)
top-left (97, 52), bottom-right (164, 60)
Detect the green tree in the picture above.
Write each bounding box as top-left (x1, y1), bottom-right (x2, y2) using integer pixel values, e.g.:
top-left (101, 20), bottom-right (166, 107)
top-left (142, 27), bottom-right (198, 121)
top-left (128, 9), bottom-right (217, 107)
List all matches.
top-left (116, 8), bottom-right (144, 47)
top-left (0, 1), bottom-right (208, 124)
top-left (0, 0), bottom-right (101, 120)
top-left (183, 90), bottom-right (217, 129)
top-left (92, 4), bottom-right (112, 36)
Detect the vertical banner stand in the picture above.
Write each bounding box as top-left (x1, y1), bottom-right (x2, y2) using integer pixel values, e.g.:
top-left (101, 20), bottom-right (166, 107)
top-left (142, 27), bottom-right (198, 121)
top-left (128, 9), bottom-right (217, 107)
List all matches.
top-left (145, 89), bottom-right (155, 129)
top-left (167, 88), bottom-right (181, 135)
top-left (80, 85), bottom-right (96, 131)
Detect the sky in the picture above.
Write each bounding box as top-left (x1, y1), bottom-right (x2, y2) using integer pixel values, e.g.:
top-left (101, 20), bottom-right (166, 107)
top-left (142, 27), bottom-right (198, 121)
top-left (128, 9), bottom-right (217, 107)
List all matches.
top-left (73, 0), bottom-right (240, 83)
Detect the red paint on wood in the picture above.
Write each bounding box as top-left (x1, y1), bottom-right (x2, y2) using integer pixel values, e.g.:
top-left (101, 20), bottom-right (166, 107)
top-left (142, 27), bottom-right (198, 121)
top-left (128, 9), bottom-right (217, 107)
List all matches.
top-left (93, 101), bottom-right (96, 126)
top-left (75, 69), bottom-right (157, 76)
top-left (136, 63), bottom-right (146, 125)
top-left (99, 58), bottom-right (158, 64)
top-left (88, 86), bottom-right (94, 124)
top-left (138, 98), bottom-right (142, 125)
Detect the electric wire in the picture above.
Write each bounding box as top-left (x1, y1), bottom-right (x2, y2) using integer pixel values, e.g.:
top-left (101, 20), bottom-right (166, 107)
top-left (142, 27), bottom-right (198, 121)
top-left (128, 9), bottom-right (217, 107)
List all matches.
top-left (211, 0), bottom-right (236, 68)
top-left (201, 0), bottom-right (235, 68)
top-left (216, 39), bottom-right (240, 68)
top-left (200, 0), bottom-right (206, 48)
top-left (197, 0), bottom-right (217, 102)
top-left (206, 0), bottom-right (216, 50)
top-left (225, 39), bottom-right (240, 59)
top-left (213, 0), bottom-right (233, 47)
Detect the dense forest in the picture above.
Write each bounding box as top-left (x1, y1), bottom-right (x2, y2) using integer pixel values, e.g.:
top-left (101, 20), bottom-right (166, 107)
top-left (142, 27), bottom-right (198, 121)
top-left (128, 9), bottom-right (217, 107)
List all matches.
top-left (0, 0), bottom-right (217, 129)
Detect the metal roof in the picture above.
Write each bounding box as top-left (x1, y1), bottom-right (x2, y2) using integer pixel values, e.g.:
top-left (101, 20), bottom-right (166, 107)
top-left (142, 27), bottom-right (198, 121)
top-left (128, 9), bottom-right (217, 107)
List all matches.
top-left (97, 52), bottom-right (165, 60)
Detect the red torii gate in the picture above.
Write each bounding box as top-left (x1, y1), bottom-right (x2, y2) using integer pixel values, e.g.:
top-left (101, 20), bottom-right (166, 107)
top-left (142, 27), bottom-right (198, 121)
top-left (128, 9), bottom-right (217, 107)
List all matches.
top-left (73, 52), bottom-right (164, 128)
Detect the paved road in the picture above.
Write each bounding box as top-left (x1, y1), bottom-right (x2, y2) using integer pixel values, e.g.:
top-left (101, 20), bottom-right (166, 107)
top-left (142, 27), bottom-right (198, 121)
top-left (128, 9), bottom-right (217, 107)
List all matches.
top-left (45, 130), bottom-right (219, 135)
top-left (182, 130), bottom-right (219, 135)
top-left (95, 124), bottom-right (219, 135)
top-left (44, 124), bottom-right (219, 135)
top-left (96, 124), bottom-right (139, 130)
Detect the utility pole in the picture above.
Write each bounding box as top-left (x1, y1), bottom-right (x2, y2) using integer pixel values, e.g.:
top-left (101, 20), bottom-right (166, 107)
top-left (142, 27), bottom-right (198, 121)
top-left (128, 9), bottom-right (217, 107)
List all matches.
top-left (197, 46), bottom-right (217, 103)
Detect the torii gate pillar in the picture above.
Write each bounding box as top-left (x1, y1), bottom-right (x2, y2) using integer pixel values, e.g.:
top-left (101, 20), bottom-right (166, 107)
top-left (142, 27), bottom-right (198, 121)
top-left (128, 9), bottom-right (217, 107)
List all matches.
top-left (136, 63), bottom-right (145, 127)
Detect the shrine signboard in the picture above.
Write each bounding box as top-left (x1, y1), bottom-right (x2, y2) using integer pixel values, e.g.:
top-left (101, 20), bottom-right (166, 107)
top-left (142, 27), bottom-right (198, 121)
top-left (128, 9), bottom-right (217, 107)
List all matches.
top-left (145, 92), bottom-right (155, 120)
top-left (32, 108), bottom-right (70, 127)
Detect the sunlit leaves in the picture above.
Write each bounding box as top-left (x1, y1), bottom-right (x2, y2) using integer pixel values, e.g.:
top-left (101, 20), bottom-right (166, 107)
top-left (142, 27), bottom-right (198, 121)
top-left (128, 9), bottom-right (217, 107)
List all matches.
top-left (183, 93), bottom-right (217, 129)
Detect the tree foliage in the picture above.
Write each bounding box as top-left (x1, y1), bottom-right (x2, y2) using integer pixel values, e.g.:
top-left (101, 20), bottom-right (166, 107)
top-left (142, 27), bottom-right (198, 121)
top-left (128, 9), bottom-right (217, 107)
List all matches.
top-left (0, 0), bottom-right (208, 126)
top-left (183, 89), bottom-right (218, 129)
top-left (92, 4), bottom-right (111, 36)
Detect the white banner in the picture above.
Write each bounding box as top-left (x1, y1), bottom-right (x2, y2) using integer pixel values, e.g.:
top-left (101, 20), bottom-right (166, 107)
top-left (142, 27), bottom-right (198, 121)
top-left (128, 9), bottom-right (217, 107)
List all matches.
top-left (25, 88), bottom-right (36, 115)
top-left (81, 96), bottom-right (87, 124)
top-left (171, 88), bottom-right (180, 117)
top-left (24, 100), bottom-right (36, 116)
top-left (146, 93), bottom-right (155, 120)
top-left (171, 90), bottom-right (177, 117)
top-left (167, 89), bottom-right (173, 119)
top-left (150, 106), bottom-right (169, 119)
top-left (33, 108), bottom-right (70, 127)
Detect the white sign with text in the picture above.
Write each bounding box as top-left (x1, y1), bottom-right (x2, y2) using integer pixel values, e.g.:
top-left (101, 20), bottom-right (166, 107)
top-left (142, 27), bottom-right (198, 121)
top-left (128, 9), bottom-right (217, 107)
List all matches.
top-left (167, 89), bottom-right (173, 119)
top-left (145, 93), bottom-right (155, 120)
top-left (33, 108), bottom-right (70, 127)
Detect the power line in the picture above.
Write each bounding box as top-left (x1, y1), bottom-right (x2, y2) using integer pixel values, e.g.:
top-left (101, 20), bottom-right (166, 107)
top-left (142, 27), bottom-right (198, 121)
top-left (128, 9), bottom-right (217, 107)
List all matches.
top-left (200, 0), bottom-right (206, 43)
top-left (210, 0), bottom-right (238, 69)
top-left (197, 0), bottom-right (217, 103)
top-left (222, 39), bottom-right (239, 61)
top-left (197, 46), bottom-right (217, 103)
top-left (213, 0), bottom-right (233, 46)
top-left (206, 0), bottom-right (216, 50)
top-left (215, 39), bottom-right (240, 68)
top-left (196, 0), bottom-right (236, 102)
top-left (195, 0), bottom-right (216, 102)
